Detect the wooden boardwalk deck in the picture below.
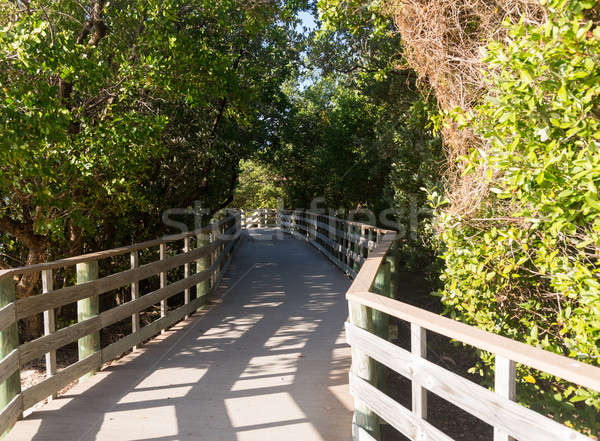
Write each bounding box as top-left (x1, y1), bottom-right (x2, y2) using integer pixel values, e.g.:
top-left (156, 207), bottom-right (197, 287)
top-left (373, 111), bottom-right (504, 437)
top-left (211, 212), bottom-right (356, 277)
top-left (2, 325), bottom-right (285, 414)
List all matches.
top-left (5, 228), bottom-right (353, 441)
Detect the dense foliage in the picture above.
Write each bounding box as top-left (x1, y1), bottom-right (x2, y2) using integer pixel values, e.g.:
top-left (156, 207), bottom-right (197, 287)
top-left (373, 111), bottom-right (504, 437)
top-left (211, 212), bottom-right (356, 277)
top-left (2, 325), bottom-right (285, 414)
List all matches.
top-left (0, 0), bottom-right (304, 337)
top-left (437, 0), bottom-right (600, 431)
top-left (232, 160), bottom-right (286, 209)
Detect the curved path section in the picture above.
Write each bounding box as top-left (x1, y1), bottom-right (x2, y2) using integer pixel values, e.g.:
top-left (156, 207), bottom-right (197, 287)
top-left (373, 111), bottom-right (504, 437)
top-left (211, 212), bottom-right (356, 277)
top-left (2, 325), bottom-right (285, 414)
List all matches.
top-left (6, 228), bottom-right (353, 441)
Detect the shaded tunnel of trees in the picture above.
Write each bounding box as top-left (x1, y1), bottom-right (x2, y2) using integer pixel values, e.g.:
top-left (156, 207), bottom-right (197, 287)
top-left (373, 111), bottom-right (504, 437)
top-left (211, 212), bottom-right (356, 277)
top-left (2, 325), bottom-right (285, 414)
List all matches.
top-left (1, 0), bottom-right (599, 436)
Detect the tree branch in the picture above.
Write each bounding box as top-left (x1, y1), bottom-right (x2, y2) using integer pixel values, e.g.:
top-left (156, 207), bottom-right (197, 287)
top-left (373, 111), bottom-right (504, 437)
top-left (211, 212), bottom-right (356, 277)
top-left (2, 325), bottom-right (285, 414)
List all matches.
top-left (0, 216), bottom-right (47, 252)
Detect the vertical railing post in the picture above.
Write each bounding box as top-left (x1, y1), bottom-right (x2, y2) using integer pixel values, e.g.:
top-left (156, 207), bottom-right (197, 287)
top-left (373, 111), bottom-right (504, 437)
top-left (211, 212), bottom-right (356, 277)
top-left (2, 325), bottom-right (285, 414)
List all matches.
top-left (196, 229), bottom-right (210, 308)
top-left (159, 243), bottom-right (167, 331)
top-left (349, 299), bottom-right (378, 440)
top-left (0, 277), bottom-right (21, 421)
top-left (41, 269), bottom-right (56, 398)
top-left (303, 210), bottom-right (306, 237)
top-left (337, 219), bottom-right (343, 263)
top-left (303, 210), bottom-right (308, 240)
top-left (222, 218), bottom-right (228, 260)
top-left (342, 221), bottom-right (347, 267)
top-left (211, 222), bottom-right (219, 290)
top-left (494, 356), bottom-right (516, 441)
top-left (359, 225), bottom-right (367, 270)
top-left (373, 259), bottom-right (391, 422)
top-left (216, 222), bottom-right (222, 285)
top-left (411, 323), bottom-right (428, 420)
top-left (349, 231), bottom-right (382, 439)
top-left (183, 237), bottom-right (191, 319)
top-left (328, 213), bottom-right (335, 242)
top-left (294, 210), bottom-right (299, 235)
top-left (387, 250), bottom-right (399, 342)
top-left (349, 223), bottom-right (355, 268)
top-left (130, 251), bottom-right (140, 349)
top-left (76, 261), bottom-right (99, 381)
top-left (353, 224), bottom-right (362, 273)
top-left (351, 224), bottom-right (357, 271)
top-left (373, 261), bottom-right (391, 337)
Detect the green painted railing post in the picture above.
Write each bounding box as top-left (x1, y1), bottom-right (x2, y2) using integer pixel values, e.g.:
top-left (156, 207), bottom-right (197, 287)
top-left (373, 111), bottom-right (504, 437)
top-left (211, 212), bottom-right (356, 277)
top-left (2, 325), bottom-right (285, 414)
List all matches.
top-left (373, 260), bottom-right (391, 396)
top-left (130, 251), bottom-right (141, 349)
top-left (76, 261), bottom-right (99, 381)
top-left (351, 250), bottom-right (385, 440)
top-left (211, 222), bottom-right (219, 290)
top-left (0, 277), bottom-right (21, 422)
top-left (349, 298), bottom-right (379, 440)
top-left (388, 252), bottom-right (399, 341)
top-left (183, 238), bottom-right (191, 319)
top-left (159, 243), bottom-right (167, 324)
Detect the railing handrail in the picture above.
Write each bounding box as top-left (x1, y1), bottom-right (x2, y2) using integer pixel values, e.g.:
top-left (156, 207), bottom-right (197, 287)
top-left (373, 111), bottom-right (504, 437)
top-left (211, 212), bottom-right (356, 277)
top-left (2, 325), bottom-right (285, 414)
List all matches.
top-left (0, 214), bottom-right (238, 279)
top-left (348, 290), bottom-right (600, 392)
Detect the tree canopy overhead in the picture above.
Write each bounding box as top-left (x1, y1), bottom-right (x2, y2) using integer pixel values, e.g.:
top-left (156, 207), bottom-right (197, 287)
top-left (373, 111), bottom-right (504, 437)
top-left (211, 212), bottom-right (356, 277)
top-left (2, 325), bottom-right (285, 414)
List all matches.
top-left (0, 0), bottom-right (306, 336)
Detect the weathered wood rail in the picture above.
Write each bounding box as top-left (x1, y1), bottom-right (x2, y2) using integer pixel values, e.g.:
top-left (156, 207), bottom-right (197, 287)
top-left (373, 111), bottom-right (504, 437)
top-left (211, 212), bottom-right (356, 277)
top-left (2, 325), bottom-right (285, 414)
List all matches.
top-left (241, 208), bottom-right (278, 228)
top-left (280, 210), bottom-right (600, 441)
top-left (279, 210), bottom-right (390, 278)
top-left (0, 212), bottom-right (241, 435)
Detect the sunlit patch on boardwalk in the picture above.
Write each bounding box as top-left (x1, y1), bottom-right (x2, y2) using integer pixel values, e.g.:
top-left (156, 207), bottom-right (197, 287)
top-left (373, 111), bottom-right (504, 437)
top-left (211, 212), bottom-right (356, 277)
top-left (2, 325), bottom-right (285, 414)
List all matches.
top-left (4, 229), bottom-right (353, 441)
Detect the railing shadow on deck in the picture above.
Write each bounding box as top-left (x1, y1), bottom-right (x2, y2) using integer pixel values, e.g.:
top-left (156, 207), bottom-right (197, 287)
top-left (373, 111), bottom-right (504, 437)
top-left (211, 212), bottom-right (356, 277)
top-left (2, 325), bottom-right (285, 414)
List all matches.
top-left (0, 212), bottom-right (242, 436)
top-left (20, 228), bottom-right (352, 441)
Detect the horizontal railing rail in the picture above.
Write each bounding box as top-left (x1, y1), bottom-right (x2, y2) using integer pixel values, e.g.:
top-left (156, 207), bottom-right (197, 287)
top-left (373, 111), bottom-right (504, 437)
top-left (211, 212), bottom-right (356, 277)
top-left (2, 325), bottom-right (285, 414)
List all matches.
top-left (0, 212), bottom-right (242, 435)
top-left (241, 208), bottom-right (279, 228)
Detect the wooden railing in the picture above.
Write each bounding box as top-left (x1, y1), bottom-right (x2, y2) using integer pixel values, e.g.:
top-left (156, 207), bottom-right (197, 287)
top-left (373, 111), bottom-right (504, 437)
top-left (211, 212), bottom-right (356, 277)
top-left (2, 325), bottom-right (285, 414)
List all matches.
top-left (279, 210), bottom-right (393, 278)
top-left (0, 212), bottom-right (241, 435)
top-left (241, 208), bottom-right (279, 228)
top-left (2, 208), bottom-right (598, 441)
top-left (288, 211), bottom-right (600, 441)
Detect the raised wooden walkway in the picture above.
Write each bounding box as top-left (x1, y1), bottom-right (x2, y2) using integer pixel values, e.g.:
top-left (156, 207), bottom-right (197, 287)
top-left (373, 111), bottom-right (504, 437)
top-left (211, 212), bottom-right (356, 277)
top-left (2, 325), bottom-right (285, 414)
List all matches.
top-left (5, 228), bottom-right (353, 441)
top-left (1, 211), bottom-right (598, 441)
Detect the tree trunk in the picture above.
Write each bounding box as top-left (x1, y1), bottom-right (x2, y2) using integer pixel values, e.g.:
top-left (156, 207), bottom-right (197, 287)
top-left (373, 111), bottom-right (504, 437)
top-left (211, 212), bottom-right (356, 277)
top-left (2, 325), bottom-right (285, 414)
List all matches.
top-left (16, 246), bottom-right (45, 342)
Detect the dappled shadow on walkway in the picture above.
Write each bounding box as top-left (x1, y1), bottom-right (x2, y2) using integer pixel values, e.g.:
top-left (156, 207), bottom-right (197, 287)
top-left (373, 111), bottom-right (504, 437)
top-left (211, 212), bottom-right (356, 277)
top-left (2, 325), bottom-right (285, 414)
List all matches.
top-left (6, 229), bottom-right (353, 441)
